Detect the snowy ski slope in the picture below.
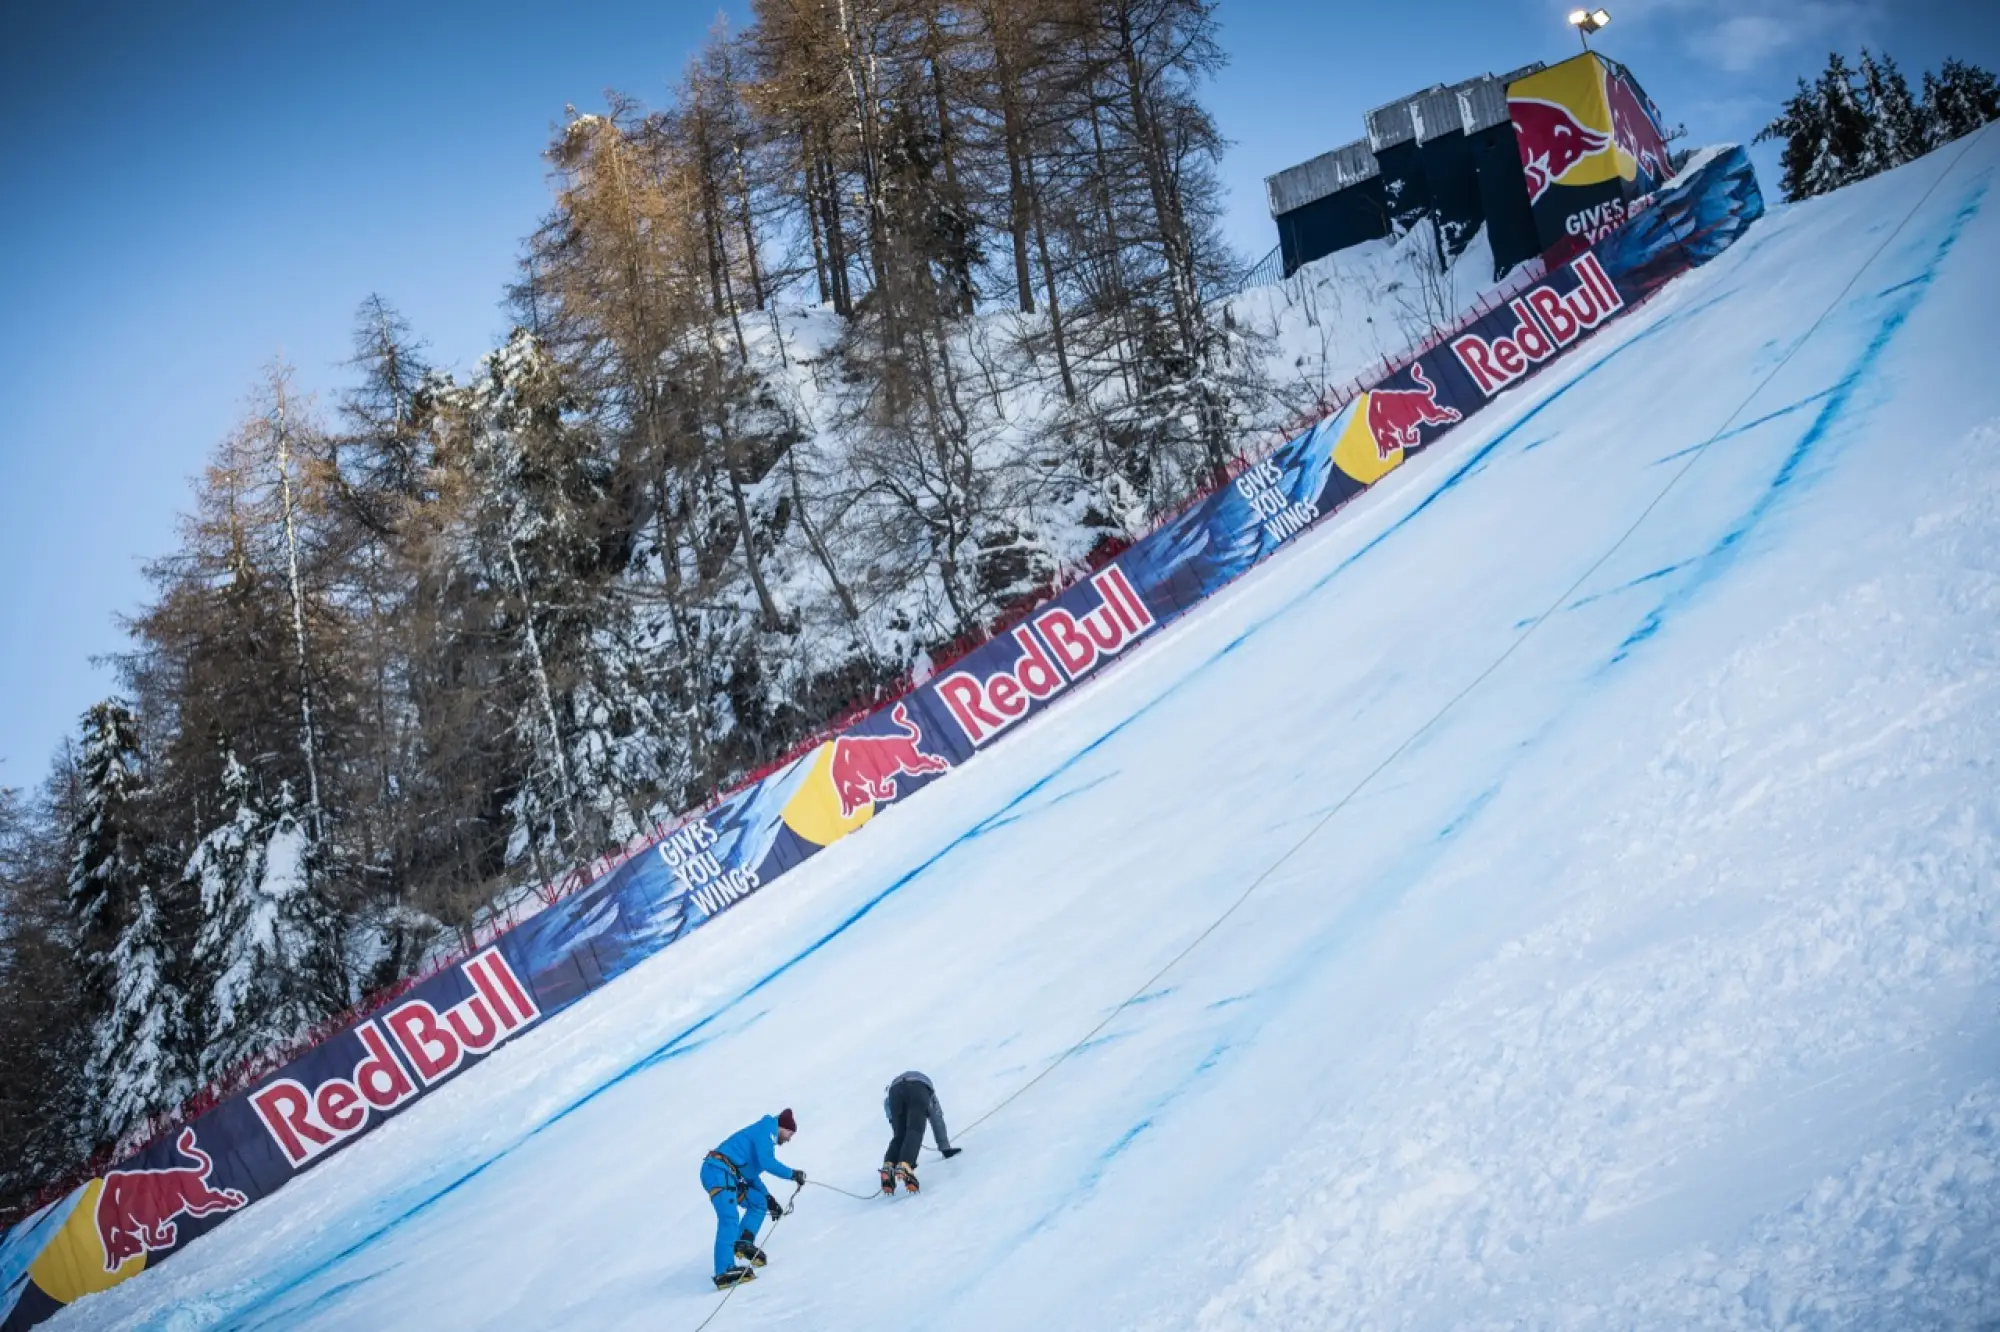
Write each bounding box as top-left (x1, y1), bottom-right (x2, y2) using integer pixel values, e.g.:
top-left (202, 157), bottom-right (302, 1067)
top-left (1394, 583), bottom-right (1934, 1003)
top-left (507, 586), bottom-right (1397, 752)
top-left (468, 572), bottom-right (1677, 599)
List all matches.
top-left (60, 130), bottom-right (2000, 1331)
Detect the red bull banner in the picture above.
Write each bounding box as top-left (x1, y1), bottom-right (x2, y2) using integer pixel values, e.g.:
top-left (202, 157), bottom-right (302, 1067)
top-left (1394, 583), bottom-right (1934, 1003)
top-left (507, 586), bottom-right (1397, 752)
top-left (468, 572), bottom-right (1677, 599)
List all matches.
top-left (1509, 52), bottom-right (1671, 254)
top-left (0, 943), bottom-right (547, 1329)
top-left (0, 145), bottom-right (1762, 1332)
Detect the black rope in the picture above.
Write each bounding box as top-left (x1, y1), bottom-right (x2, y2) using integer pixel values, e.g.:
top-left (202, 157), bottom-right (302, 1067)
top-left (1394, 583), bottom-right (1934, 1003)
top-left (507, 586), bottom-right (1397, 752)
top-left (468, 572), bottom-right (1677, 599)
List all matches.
top-left (806, 1177), bottom-right (887, 1201)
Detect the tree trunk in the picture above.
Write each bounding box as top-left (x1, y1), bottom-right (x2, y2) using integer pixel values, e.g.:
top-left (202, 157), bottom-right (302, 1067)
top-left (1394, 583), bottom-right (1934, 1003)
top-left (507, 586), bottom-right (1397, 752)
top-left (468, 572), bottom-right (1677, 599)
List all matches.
top-left (1025, 149), bottom-right (1075, 401)
top-left (503, 537), bottom-right (577, 844)
top-left (988, 4), bottom-right (1036, 313)
top-left (802, 160), bottom-right (832, 307)
top-left (731, 139), bottom-right (767, 310)
top-left (271, 394), bottom-right (325, 846)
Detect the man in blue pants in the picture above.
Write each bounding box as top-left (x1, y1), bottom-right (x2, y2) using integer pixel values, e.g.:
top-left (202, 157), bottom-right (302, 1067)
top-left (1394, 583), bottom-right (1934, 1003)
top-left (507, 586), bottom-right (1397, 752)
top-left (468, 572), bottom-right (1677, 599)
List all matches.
top-left (701, 1109), bottom-right (805, 1288)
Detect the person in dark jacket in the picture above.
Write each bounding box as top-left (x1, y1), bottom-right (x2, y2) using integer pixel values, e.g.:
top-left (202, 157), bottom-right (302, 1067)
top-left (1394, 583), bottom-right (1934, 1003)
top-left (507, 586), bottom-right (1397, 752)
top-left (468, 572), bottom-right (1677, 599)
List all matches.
top-left (881, 1071), bottom-right (960, 1194)
top-left (701, 1109), bottom-right (805, 1288)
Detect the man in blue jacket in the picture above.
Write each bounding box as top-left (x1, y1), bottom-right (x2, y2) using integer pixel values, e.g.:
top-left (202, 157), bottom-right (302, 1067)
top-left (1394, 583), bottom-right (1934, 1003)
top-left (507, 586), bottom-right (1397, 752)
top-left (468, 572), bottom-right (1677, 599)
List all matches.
top-left (701, 1108), bottom-right (805, 1288)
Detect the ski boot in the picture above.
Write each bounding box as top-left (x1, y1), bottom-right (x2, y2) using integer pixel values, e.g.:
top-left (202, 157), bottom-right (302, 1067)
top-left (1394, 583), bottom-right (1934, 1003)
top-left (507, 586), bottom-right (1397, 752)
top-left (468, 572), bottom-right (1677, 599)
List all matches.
top-left (733, 1238), bottom-right (768, 1268)
top-left (895, 1163), bottom-right (920, 1194)
top-left (879, 1164), bottom-right (897, 1195)
top-left (713, 1266), bottom-right (757, 1289)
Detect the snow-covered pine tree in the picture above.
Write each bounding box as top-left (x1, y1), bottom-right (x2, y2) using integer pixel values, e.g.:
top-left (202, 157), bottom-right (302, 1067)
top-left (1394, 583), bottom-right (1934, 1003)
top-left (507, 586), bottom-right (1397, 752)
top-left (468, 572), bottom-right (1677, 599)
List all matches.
top-left (1858, 50), bottom-right (1932, 168)
top-left (64, 702), bottom-right (198, 1145)
top-left (90, 879), bottom-right (192, 1147)
top-left (1760, 53), bottom-right (1891, 201)
top-left (427, 330), bottom-right (629, 866)
top-left (1812, 53), bottom-right (1876, 197)
top-left (1922, 58), bottom-right (2000, 145)
top-left (0, 780), bottom-right (96, 1201)
top-left (66, 701), bottom-right (148, 1013)
top-left (187, 754), bottom-right (343, 1081)
top-left (1757, 78), bottom-right (1830, 203)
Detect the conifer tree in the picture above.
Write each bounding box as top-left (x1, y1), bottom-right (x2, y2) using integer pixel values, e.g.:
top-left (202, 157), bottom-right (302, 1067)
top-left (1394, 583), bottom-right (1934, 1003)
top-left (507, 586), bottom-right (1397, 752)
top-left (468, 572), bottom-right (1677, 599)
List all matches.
top-left (1923, 58), bottom-right (2000, 144)
top-left (188, 755), bottom-right (342, 1081)
top-left (1763, 52), bottom-right (1998, 202)
top-left (1859, 50), bottom-right (1931, 167)
top-left (66, 700), bottom-right (148, 1011)
top-left (90, 879), bottom-right (192, 1147)
top-left (0, 781), bottom-right (94, 1205)
top-left (66, 701), bottom-right (196, 1145)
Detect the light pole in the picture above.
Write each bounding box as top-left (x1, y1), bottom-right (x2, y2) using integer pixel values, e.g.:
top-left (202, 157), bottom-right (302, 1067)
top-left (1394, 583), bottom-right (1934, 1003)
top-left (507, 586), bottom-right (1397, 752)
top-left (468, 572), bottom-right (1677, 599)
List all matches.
top-left (1567, 8), bottom-right (1611, 52)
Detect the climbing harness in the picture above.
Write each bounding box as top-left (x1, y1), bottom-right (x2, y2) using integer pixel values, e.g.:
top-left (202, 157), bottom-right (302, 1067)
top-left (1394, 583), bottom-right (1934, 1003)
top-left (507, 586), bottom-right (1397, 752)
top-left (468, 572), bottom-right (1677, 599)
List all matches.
top-left (702, 1150), bottom-right (750, 1204)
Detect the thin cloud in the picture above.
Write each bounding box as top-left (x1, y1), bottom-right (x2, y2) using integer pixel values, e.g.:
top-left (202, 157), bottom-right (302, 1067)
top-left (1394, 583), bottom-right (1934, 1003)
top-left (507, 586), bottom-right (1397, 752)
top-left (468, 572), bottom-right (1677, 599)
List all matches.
top-left (1632, 0), bottom-right (1884, 74)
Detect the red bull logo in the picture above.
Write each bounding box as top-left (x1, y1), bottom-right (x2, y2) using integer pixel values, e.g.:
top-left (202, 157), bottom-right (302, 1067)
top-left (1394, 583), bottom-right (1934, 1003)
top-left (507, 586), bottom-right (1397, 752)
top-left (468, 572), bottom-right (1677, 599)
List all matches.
top-left (1449, 253), bottom-right (1625, 397)
top-left (252, 949), bottom-right (539, 1166)
top-left (1511, 97), bottom-right (1611, 203)
top-left (936, 567), bottom-right (1155, 747)
top-left (1605, 70), bottom-right (1668, 186)
top-left (94, 1128), bottom-right (248, 1271)
top-left (829, 703), bottom-right (952, 818)
top-left (1365, 364), bottom-right (1462, 457)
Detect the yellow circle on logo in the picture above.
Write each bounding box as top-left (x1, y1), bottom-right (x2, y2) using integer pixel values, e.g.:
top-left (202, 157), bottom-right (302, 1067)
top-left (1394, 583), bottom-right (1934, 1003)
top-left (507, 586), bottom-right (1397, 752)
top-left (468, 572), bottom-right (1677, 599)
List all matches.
top-left (27, 1178), bottom-right (147, 1304)
top-left (1331, 395), bottom-right (1405, 486)
top-left (778, 742), bottom-right (875, 849)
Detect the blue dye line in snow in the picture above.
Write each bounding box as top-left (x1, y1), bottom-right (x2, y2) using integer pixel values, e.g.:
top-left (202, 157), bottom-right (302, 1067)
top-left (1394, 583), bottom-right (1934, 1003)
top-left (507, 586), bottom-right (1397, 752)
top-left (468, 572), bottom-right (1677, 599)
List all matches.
top-left (1563, 560), bottom-right (1694, 612)
top-left (964, 771), bottom-right (1117, 837)
top-left (247, 1267), bottom-right (396, 1331)
top-left (1649, 386), bottom-right (1842, 465)
top-left (187, 229), bottom-right (1732, 1331)
top-left (1608, 179), bottom-right (1988, 665)
top-left (1071, 1032), bottom-right (1135, 1057)
top-left (944, 772), bottom-right (1519, 1310)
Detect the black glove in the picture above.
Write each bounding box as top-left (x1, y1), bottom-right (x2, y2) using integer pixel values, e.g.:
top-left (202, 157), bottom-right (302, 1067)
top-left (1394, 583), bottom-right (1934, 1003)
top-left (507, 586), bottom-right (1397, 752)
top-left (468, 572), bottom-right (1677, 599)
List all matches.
top-left (767, 1194), bottom-right (785, 1220)
top-left (941, 1147), bottom-right (963, 1159)
top-left (792, 1169), bottom-right (806, 1184)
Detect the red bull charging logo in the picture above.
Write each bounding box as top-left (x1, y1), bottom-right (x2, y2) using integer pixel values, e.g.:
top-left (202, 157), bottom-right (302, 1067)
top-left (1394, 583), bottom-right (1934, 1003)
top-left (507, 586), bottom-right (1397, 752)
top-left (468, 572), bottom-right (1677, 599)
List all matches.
top-left (1606, 71), bottom-right (1669, 187)
top-left (94, 1128), bottom-right (248, 1271)
top-left (1366, 364), bottom-right (1462, 456)
top-left (829, 703), bottom-right (951, 818)
top-left (1511, 97), bottom-right (1610, 203)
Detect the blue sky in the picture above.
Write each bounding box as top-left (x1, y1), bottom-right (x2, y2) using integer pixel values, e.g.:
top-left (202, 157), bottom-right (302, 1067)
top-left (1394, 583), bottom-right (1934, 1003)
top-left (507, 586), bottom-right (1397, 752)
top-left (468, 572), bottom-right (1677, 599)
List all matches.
top-left (2, 0), bottom-right (1995, 786)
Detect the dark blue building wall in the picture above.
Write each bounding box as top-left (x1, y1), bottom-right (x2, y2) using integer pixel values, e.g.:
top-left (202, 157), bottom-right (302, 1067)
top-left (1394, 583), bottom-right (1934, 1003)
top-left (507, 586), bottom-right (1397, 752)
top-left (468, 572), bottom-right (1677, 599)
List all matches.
top-left (1374, 140), bottom-right (1431, 233)
top-left (1414, 129), bottom-right (1482, 262)
top-left (1468, 121), bottom-right (1542, 274)
top-left (1277, 177), bottom-right (1391, 277)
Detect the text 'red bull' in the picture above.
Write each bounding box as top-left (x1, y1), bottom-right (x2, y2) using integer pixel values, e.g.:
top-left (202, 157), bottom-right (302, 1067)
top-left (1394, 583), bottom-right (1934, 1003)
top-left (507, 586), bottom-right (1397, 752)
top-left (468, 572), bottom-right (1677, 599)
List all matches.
top-left (95, 1127), bottom-right (248, 1272)
top-left (830, 702), bottom-right (952, 817)
top-left (936, 567), bottom-right (1155, 747)
top-left (251, 948), bottom-right (541, 1166)
top-left (1449, 254), bottom-right (1625, 397)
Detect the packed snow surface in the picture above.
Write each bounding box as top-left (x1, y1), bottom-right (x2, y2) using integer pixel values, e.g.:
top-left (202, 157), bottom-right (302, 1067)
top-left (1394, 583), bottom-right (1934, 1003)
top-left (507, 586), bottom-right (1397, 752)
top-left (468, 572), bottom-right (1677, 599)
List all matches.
top-left (61, 131), bottom-right (2000, 1330)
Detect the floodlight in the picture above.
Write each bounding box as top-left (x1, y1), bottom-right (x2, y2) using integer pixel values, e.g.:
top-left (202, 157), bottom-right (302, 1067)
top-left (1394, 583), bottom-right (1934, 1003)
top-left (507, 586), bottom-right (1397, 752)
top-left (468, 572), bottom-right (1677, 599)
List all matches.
top-left (1567, 7), bottom-right (1611, 49)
